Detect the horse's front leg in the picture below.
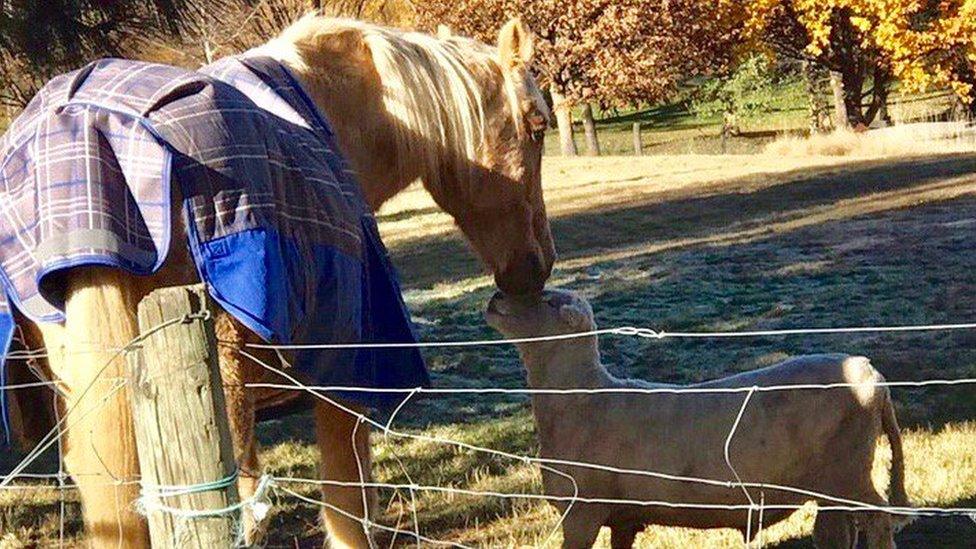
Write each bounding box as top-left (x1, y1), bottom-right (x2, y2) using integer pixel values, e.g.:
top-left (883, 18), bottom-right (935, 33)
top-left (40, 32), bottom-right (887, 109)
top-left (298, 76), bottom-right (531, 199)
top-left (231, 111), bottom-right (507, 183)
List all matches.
top-left (36, 267), bottom-right (149, 548)
top-left (314, 399), bottom-right (376, 549)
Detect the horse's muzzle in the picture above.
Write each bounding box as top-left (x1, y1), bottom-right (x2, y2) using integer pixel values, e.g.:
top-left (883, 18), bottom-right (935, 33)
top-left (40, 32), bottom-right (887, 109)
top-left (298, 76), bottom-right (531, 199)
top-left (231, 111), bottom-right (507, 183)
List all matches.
top-left (495, 252), bottom-right (551, 295)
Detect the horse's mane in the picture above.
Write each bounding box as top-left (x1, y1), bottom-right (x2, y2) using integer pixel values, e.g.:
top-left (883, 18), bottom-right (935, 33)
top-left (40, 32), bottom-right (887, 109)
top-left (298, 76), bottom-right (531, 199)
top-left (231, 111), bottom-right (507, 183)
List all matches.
top-left (260, 15), bottom-right (508, 187)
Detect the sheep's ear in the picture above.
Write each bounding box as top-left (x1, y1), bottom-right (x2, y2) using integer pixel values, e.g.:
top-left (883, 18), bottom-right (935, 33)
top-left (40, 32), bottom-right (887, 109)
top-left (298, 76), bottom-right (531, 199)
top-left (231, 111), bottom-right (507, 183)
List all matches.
top-left (559, 305), bottom-right (592, 331)
top-left (498, 18), bottom-right (534, 69)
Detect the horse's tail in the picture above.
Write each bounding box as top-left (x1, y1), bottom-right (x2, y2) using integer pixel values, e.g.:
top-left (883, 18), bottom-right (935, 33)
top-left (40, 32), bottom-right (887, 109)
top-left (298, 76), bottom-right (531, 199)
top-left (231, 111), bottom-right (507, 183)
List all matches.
top-left (6, 312), bottom-right (56, 450)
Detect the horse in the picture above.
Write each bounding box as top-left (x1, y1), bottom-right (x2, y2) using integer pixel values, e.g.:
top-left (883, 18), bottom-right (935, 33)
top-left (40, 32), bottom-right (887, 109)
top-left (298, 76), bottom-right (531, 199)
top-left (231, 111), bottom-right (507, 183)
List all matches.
top-left (6, 15), bottom-right (553, 548)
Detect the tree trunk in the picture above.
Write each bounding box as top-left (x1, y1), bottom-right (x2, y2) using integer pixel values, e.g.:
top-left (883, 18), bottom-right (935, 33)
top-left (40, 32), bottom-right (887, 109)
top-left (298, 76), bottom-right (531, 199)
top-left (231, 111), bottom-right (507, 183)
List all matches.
top-left (632, 123), bottom-right (642, 156)
top-left (957, 58), bottom-right (976, 119)
top-left (844, 68), bottom-right (867, 127)
top-left (828, 8), bottom-right (870, 128)
top-left (829, 71), bottom-right (849, 130)
top-left (550, 85), bottom-right (578, 156)
top-left (580, 103), bottom-right (601, 156)
top-left (877, 97), bottom-right (891, 126)
top-left (864, 66), bottom-right (891, 127)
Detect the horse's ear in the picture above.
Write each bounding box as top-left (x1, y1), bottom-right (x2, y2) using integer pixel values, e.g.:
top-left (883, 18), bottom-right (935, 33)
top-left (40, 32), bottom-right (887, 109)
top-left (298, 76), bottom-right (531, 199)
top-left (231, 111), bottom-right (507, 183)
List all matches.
top-left (296, 26), bottom-right (371, 70)
top-left (311, 27), bottom-right (366, 56)
top-left (437, 24), bottom-right (453, 40)
top-left (498, 18), bottom-right (534, 69)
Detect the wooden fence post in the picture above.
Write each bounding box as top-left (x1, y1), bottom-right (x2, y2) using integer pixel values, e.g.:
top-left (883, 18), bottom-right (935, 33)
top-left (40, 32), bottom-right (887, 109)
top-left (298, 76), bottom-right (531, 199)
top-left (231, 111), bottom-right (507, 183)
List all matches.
top-left (632, 122), bottom-right (643, 156)
top-left (125, 284), bottom-right (240, 548)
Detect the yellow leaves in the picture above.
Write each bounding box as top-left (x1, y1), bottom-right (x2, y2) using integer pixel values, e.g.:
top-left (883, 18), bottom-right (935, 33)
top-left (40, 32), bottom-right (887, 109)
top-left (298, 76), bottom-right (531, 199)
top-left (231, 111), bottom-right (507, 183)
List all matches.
top-left (951, 80), bottom-right (974, 100)
top-left (742, 0), bottom-right (974, 103)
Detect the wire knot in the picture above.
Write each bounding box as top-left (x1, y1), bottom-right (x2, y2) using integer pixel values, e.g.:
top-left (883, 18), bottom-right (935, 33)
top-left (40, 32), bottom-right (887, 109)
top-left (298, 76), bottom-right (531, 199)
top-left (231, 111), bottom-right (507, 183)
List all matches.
top-left (181, 309), bottom-right (212, 324)
top-left (614, 326), bottom-right (662, 338)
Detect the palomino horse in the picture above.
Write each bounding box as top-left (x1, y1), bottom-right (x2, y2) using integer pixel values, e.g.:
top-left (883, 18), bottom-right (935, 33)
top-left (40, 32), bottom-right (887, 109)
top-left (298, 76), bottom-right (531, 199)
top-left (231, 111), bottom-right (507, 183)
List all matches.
top-left (7, 15), bottom-right (553, 548)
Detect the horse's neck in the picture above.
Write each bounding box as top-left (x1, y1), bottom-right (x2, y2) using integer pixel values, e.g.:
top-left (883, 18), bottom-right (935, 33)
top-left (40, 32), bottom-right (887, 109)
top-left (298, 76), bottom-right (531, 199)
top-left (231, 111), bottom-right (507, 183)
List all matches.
top-left (244, 49), bottom-right (419, 211)
top-left (318, 101), bottom-right (413, 210)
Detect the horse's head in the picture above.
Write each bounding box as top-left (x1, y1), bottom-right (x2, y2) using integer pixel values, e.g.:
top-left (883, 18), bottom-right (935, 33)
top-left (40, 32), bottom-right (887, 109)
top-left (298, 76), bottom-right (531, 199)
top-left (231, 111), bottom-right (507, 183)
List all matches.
top-left (265, 17), bottom-right (555, 295)
top-left (431, 20), bottom-right (555, 295)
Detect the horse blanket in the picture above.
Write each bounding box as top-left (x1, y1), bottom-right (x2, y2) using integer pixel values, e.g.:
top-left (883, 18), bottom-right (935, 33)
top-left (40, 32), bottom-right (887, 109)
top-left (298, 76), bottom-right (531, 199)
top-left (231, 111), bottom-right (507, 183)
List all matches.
top-left (0, 56), bottom-right (428, 441)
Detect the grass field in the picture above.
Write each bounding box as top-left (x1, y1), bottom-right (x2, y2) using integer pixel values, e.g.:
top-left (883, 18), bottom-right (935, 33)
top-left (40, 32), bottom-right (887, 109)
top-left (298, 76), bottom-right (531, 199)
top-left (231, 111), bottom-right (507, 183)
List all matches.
top-left (5, 135), bottom-right (976, 547)
top-left (552, 88), bottom-right (961, 157)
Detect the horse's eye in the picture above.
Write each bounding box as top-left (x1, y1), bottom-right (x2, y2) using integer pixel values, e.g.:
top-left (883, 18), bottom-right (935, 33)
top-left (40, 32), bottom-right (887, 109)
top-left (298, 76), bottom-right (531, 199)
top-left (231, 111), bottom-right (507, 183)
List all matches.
top-left (526, 112), bottom-right (547, 141)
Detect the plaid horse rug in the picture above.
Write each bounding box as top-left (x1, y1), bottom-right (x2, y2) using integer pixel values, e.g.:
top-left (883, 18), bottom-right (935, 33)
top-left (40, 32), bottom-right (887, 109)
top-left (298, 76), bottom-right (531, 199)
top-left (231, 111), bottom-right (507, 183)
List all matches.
top-left (0, 56), bottom-right (428, 440)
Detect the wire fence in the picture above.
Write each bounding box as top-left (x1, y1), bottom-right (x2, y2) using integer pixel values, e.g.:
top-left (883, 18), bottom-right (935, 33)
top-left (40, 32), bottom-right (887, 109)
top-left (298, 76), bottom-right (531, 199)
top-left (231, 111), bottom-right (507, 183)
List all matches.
top-left (2, 320), bottom-right (976, 547)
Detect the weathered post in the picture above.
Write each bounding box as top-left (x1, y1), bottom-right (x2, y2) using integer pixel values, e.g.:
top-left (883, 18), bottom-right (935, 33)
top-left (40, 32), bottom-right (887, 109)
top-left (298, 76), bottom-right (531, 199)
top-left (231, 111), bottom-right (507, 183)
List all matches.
top-left (829, 71), bottom-right (850, 129)
top-left (632, 123), bottom-right (643, 156)
top-left (126, 284), bottom-right (240, 548)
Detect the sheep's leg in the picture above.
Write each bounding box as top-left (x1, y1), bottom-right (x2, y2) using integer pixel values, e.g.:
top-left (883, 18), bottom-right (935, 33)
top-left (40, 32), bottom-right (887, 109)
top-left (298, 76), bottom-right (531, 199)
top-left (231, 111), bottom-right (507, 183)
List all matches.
top-left (560, 507), bottom-right (605, 549)
top-left (813, 511), bottom-right (856, 548)
top-left (609, 523), bottom-right (640, 548)
top-left (216, 312), bottom-right (263, 544)
top-left (37, 268), bottom-right (148, 547)
top-left (314, 399), bottom-right (376, 549)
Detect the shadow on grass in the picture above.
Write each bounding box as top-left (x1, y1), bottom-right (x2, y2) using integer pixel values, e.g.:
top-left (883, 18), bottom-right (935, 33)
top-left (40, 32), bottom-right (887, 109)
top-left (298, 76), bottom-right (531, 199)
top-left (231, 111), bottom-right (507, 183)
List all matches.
top-left (596, 102), bottom-right (692, 127)
top-left (390, 153), bottom-right (976, 292)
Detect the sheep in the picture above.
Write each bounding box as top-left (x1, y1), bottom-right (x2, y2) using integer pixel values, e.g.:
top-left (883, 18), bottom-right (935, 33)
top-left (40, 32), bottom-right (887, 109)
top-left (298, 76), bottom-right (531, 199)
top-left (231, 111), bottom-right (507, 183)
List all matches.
top-left (485, 289), bottom-right (908, 549)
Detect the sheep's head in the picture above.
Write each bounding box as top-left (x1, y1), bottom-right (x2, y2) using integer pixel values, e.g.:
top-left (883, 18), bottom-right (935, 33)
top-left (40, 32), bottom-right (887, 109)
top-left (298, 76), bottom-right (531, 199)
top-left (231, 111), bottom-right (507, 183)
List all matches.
top-left (486, 289), bottom-right (596, 339)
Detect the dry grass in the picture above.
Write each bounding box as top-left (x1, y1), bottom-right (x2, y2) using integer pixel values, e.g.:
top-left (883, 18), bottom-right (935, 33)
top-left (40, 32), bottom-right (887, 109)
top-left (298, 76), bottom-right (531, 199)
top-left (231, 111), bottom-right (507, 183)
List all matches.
top-left (402, 422), bottom-right (976, 548)
top-left (4, 422), bottom-right (975, 547)
top-left (763, 123), bottom-right (976, 159)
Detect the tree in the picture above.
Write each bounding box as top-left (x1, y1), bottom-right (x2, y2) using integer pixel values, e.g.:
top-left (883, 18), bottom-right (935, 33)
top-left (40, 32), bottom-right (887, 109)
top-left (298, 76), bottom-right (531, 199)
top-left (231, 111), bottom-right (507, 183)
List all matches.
top-left (415, 0), bottom-right (739, 156)
top-left (0, 0), bottom-right (214, 107)
top-left (867, 0), bottom-right (976, 117)
top-left (742, 0), bottom-right (895, 127)
top-left (742, 0), bottom-right (976, 126)
top-left (161, 0), bottom-right (413, 66)
top-left (691, 55), bottom-right (783, 136)
top-left (0, 0), bottom-right (414, 110)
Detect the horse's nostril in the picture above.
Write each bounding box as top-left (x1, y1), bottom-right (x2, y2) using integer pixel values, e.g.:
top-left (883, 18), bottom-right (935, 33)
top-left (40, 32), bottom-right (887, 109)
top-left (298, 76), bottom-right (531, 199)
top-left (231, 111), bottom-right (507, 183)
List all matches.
top-left (496, 250), bottom-right (550, 295)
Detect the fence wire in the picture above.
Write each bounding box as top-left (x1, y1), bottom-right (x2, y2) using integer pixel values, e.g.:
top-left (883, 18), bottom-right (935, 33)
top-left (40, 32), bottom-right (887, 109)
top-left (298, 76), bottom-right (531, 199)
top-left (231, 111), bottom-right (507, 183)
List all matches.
top-left (2, 320), bottom-right (976, 547)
